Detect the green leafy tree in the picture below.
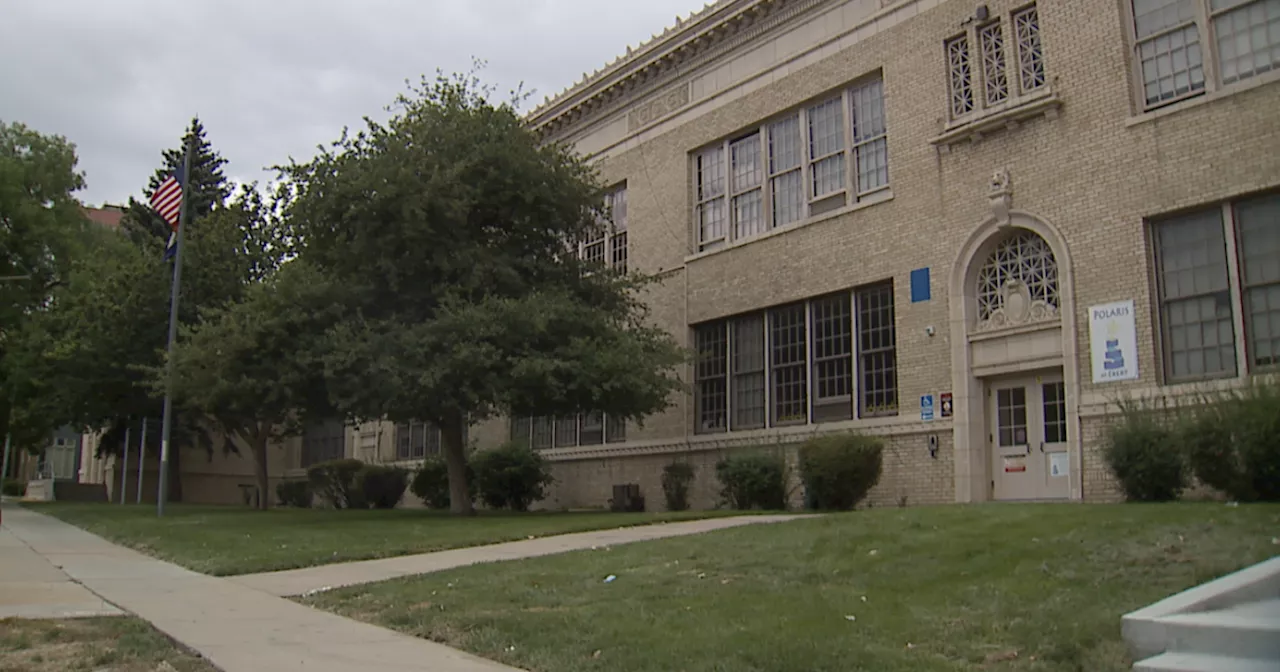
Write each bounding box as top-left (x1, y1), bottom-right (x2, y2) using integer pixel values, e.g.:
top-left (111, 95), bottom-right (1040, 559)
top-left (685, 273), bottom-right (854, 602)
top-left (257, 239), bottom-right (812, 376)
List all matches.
top-left (122, 117), bottom-right (231, 246)
top-left (0, 121), bottom-right (91, 468)
top-left (167, 261), bottom-right (338, 508)
top-left (284, 72), bottom-right (685, 514)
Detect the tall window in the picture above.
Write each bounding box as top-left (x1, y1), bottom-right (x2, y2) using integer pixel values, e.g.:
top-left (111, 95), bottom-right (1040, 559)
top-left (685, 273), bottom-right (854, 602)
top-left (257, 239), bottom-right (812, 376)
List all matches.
top-left (301, 419), bottom-right (346, 468)
top-left (946, 4), bottom-right (1047, 120)
top-left (1153, 193), bottom-right (1280, 381)
top-left (1130, 0), bottom-right (1279, 110)
top-left (511, 414), bottom-right (626, 449)
top-left (693, 282), bottom-right (898, 434)
top-left (693, 75), bottom-right (888, 252)
top-left (583, 185), bottom-right (628, 271)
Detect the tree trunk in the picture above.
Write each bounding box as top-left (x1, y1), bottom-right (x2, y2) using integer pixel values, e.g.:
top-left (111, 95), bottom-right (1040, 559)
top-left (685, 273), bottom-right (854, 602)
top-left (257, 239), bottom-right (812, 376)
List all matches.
top-left (251, 427), bottom-right (271, 511)
top-left (440, 415), bottom-right (474, 516)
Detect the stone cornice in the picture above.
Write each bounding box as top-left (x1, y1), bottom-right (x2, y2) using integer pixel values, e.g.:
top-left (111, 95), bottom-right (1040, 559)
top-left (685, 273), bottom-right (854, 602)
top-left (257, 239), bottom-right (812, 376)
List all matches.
top-left (528, 0), bottom-right (837, 141)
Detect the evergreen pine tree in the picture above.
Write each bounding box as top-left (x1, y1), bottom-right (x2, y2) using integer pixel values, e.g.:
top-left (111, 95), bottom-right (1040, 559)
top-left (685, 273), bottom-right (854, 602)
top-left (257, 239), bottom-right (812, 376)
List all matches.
top-left (123, 117), bottom-right (230, 245)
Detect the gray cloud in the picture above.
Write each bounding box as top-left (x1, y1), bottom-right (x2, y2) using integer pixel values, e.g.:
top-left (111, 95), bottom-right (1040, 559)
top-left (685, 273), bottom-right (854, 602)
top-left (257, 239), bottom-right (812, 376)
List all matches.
top-left (0, 0), bottom-right (706, 206)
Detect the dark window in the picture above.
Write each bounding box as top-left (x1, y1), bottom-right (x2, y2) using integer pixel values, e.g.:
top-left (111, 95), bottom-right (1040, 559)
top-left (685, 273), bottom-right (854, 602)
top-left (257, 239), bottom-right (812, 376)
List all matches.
top-left (857, 282), bottom-right (898, 416)
top-left (731, 315), bottom-right (766, 430)
top-left (1154, 208), bottom-right (1236, 380)
top-left (302, 419), bottom-right (346, 468)
top-left (695, 323), bottom-right (728, 433)
top-left (770, 303), bottom-right (808, 425)
top-left (1236, 194), bottom-right (1280, 369)
top-left (811, 293), bottom-right (854, 422)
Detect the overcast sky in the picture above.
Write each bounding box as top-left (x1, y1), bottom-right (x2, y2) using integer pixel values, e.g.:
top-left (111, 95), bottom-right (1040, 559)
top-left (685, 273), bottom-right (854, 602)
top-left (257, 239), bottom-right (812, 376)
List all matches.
top-left (1, 0), bottom-right (709, 207)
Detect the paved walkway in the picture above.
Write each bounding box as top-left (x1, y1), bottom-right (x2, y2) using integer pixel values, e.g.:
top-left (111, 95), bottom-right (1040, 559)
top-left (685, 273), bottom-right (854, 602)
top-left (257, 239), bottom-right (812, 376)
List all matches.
top-left (234, 514), bottom-right (802, 597)
top-left (1, 504), bottom-right (805, 671)
top-left (1, 503), bottom-right (522, 671)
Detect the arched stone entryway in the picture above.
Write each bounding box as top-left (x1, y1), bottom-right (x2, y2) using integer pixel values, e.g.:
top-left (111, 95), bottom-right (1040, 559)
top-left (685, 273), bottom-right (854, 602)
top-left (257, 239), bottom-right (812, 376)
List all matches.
top-left (948, 171), bottom-right (1082, 502)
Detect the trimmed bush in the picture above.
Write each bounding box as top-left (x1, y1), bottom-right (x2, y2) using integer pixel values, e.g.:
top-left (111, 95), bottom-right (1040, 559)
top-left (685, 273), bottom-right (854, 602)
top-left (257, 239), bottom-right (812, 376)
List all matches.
top-left (661, 462), bottom-right (695, 511)
top-left (1183, 381), bottom-right (1280, 501)
top-left (798, 433), bottom-right (884, 510)
top-left (358, 465), bottom-right (409, 509)
top-left (411, 457), bottom-right (475, 510)
top-left (1103, 411), bottom-right (1185, 502)
top-left (275, 480), bottom-right (312, 508)
top-left (307, 458), bottom-right (367, 509)
top-left (715, 452), bottom-right (786, 510)
top-left (2, 478), bottom-right (25, 497)
top-left (470, 442), bottom-right (554, 511)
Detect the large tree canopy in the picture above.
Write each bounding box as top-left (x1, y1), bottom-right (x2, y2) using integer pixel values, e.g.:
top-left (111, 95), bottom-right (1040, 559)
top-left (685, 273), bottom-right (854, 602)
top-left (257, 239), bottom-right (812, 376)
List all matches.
top-left (284, 72), bottom-right (685, 514)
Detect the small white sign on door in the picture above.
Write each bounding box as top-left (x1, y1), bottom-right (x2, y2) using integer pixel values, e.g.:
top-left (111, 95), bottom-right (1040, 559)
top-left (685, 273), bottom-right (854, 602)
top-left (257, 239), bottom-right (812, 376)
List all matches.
top-left (1049, 452), bottom-right (1069, 478)
top-left (1089, 300), bottom-right (1140, 383)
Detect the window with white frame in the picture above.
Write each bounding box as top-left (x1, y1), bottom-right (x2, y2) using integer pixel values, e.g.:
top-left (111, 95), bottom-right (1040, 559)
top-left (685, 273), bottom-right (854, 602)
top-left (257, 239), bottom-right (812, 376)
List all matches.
top-left (692, 75), bottom-right (888, 252)
top-left (1131, 0), bottom-right (1279, 110)
top-left (693, 282), bottom-right (898, 434)
top-left (1153, 192), bottom-right (1280, 381)
top-left (947, 4), bottom-right (1047, 120)
top-left (510, 413), bottom-right (626, 449)
top-left (582, 185), bottom-right (628, 271)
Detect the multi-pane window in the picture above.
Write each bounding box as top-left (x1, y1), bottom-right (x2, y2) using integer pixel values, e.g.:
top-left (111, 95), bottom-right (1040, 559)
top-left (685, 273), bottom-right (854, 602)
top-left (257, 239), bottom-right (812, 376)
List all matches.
top-left (1042, 381), bottom-right (1067, 443)
top-left (693, 75), bottom-right (888, 252)
top-left (695, 323), bottom-right (729, 433)
top-left (731, 315), bottom-right (767, 430)
top-left (857, 282), bottom-right (899, 417)
top-left (1153, 193), bottom-right (1280, 381)
top-left (946, 4), bottom-right (1047, 120)
top-left (583, 185), bottom-right (628, 272)
top-left (693, 283), bottom-right (898, 434)
top-left (301, 419), bottom-right (346, 468)
top-left (511, 414), bottom-right (625, 449)
top-left (1130, 0), bottom-right (1279, 110)
top-left (395, 421), bottom-right (453, 460)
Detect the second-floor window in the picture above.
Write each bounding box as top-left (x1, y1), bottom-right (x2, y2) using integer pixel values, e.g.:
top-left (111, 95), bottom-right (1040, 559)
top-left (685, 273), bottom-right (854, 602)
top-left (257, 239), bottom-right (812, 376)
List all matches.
top-left (582, 185), bottom-right (628, 272)
top-left (693, 74), bottom-right (888, 252)
top-left (1130, 0), bottom-right (1279, 110)
top-left (947, 4), bottom-right (1047, 120)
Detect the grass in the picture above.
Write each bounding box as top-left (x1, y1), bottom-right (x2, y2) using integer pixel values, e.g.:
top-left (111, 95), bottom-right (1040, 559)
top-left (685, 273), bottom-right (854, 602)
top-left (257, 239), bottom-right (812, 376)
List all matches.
top-left (31, 502), bottom-right (744, 576)
top-left (0, 617), bottom-right (216, 672)
top-left (303, 503), bottom-right (1280, 672)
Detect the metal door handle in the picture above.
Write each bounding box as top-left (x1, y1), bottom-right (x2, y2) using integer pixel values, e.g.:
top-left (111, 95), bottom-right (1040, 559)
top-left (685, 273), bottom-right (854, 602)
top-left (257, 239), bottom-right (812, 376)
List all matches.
top-left (1039, 442), bottom-right (1044, 453)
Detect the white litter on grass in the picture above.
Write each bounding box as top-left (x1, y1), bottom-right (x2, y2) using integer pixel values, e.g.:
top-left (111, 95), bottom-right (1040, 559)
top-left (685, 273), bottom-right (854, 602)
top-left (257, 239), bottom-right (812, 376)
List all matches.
top-left (301, 586), bottom-right (334, 598)
top-left (844, 615), bottom-right (856, 622)
top-left (868, 549), bottom-right (879, 556)
top-left (860, 596), bottom-right (867, 602)
top-left (603, 575), bottom-right (617, 583)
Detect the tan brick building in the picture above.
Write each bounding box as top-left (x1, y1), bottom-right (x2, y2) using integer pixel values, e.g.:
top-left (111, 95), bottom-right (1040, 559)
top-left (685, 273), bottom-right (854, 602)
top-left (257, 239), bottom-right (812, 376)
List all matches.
top-left (85, 0), bottom-right (1280, 510)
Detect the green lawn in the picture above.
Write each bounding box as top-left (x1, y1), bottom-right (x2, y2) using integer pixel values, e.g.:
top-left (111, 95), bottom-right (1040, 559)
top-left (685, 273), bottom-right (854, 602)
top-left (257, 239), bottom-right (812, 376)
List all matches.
top-left (32, 502), bottom-right (742, 576)
top-left (0, 617), bottom-right (216, 672)
top-left (304, 503), bottom-right (1280, 672)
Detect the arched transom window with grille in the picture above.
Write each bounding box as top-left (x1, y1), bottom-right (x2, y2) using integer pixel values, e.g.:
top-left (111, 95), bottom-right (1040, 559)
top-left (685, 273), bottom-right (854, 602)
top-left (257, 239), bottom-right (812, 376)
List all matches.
top-left (975, 230), bottom-right (1060, 330)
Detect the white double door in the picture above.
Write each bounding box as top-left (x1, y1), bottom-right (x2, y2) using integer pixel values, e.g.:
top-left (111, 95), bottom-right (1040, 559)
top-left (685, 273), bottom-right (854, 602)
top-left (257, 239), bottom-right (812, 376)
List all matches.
top-left (988, 372), bottom-right (1069, 501)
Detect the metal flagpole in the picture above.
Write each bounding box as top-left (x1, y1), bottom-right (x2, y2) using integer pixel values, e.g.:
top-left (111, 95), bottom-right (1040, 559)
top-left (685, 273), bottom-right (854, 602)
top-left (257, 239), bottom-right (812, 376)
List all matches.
top-left (136, 418), bottom-right (148, 504)
top-left (119, 424), bottom-right (131, 504)
top-left (157, 136), bottom-right (194, 517)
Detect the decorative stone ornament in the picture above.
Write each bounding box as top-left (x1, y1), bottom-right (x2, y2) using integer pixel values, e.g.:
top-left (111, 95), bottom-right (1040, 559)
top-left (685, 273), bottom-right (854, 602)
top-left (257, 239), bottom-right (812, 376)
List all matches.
top-left (989, 168), bottom-right (1013, 226)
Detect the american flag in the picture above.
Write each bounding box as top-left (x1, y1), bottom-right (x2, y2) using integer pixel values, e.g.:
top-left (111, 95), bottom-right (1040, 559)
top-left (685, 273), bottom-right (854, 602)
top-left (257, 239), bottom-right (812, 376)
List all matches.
top-left (150, 167), bottom-right (184, 260)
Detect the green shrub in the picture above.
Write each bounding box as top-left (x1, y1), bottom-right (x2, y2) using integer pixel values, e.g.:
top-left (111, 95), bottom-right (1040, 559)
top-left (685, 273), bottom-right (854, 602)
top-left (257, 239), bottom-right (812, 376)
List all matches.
top-left (410, 457), bottom-right (475, 509)
top-left (358, 465), bottom-right (409, 509)
top-left (2, 478), bottom-right (25, 497)
top-left (1103, 410), bottom-right (1184, 502)
top-left (715, 451), bottom-right (787, 510)
top-left (470, 442), bottom-right (554, 511)
top-left (661, 462), bottom-right (695, 511)
top-left (275, 480), bottom-right (311, 508)
top-left (798, 433), bottom-right (884, 510)
top-left (306, 458), bottom-right (367, 509)
top-left (1183, 381), bottom-right (1280, 501)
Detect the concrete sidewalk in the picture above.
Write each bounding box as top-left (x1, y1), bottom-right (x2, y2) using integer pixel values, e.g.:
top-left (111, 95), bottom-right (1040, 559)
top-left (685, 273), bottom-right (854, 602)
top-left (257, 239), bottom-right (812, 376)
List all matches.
top-left (0, 508), bottom-right (121, 619)
top-left (234, 514), bottom-right (803, 597)
top-left (1, 503), bottom-right (523, 672)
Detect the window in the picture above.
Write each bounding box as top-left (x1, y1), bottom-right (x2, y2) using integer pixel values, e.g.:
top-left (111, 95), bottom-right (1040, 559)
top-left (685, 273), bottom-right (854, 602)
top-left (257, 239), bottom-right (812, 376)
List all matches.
top-left (1130, 0), bottom-right (1279, 110)
top-left (857, 282), bottom-right (899, 417)
top-left (583, 185), bottom-right (628, 271)
top-left (302, 419), bottom-right (346, 468)
top-left (692, 75), bottom-right (888, 252)
top-left (396, 421), bottom-right (449, 459)
top-left (693, 283), bottom-right (897, 433)
top-left (511, 414), bottom-right (626, 449)
top-left (1042, 381), bottom-right (1067, 443)
top-left (695, 323), bottom-right (729, 433)
top-left (1153, 193), bottom-right (1280, 381)
top-left (946, 4), bottom-right (1047, 120)
top-left (811, 294), bottom-right (854, 422)
top-left (976, 230), bottom-right (1060, 323)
